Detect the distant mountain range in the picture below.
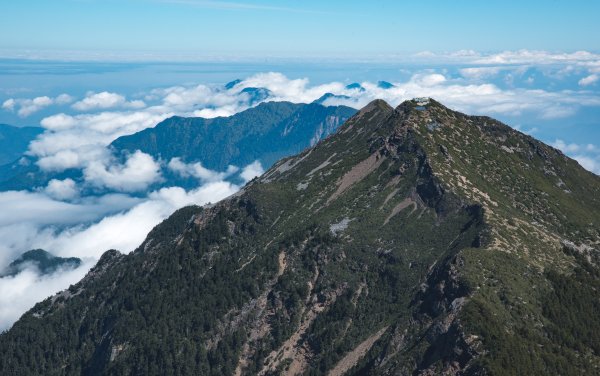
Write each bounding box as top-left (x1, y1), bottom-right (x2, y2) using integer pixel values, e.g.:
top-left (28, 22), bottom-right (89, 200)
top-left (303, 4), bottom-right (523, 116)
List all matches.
top-left (0, 102), bottom-right (356, 192)
top-left (0, 124), bottom-right (43, 165)
top-left (313, 82), bottom-right (394, 106)
top-left (111, 101), bottom-right (356, 174)
top-left (1, 249), bottom-right (81, 278)
top-left (2, 98), bottom-right (598, 374)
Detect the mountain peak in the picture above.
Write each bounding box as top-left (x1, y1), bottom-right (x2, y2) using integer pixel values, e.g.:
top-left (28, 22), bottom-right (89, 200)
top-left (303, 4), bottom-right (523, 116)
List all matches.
top-left (1, 249), bottom-right (81, 277)
top-left (345, 82), bottom-right (365, 91)
top-left (358, 98), bottom-right (393, 115)
top-left (2, 98), bottom-right (600, 375)
top-left (377, 80), bottom-right (395, 89)
top-left (395, 97), bottom-right (446, 112)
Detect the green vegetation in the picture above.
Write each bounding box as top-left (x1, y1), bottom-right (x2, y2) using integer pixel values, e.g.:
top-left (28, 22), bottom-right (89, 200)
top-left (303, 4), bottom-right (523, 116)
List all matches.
top-left (1, 98), bottom-right (599, 375)
top-left (1, 249), bottom-right (82, 277)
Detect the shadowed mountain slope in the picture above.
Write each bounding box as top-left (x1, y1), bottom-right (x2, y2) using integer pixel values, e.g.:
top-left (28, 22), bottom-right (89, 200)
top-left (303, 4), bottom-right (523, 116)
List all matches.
top-left (0, 124), bottom-right (43, 165)
top-left (110, 101), bottom-right (357, 172)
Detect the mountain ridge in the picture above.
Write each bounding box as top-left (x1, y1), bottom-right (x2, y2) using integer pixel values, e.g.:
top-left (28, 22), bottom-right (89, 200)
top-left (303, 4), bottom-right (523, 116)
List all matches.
top-left (1, 249), bottom-right (82, 278)
top-left (1, 98), bottom-right (599, 375)
top-left (110, 101), bottom-right (356, 172)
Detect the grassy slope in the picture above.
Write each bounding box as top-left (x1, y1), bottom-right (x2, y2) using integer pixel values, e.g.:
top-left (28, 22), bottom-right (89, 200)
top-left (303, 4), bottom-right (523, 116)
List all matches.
top-left (365, 99), bottom-right (600, 374)
top-left (1, 99), bottom-right (599, 375)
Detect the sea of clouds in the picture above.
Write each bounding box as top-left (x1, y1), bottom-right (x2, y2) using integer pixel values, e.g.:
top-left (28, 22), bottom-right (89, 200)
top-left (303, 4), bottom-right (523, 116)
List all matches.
top-left (1, 50), bottom-right (600, 330)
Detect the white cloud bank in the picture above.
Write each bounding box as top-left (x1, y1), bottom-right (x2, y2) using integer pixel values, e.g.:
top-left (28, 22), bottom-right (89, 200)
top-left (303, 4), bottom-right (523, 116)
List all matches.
top-left (168, 157), bottom-right (239, 182)
top-left (44, 178), bottom-right (79, 200)
top-left (31, 110), bottom-right (171, 173)
top-left (72, 91), bottom-right (146, 111)
top-left (240, 160), bottom-right (264, 182)
top-left (2, 94), bottom-right (73, 117)
top-left (412, 49), bottom-right (600, 66)
top-left (84, 150), bottom-right (163, 192)
top-left (0, 263), bottom-right (91, 331)
top-left (579, 74), bottom-right (599, 87)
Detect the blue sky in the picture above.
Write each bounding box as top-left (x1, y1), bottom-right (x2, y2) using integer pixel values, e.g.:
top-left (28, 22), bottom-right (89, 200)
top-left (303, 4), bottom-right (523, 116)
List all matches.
top-left (1, 0), bottom-right (599, 57)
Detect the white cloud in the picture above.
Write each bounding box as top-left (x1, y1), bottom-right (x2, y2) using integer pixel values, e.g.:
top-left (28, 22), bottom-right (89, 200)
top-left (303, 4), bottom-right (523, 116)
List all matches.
top-left (415, 50), bottom-right (600, 66)
top-left (31, 110), bottom-right (172, 172)
top-left (0, 191), bottom-right (139, 231)
top-left (313, 73), bottom-right (600, 120)
top-left (44, 178), bottom-right (79, 200)
top-left (582, 61), bottom-right (600, 74)
top-left (167, 158), bottom-right (263, 184)
top-left (412, 50), bottom-right (600, 82)
top-left (168, 157), bottom-right (239, 182)
top-left (513, 124), bottom-right (538, 135)
top-left (43, 186), bottom-right (232, 259)
top-left (552, 140), bottom-right (600, 175)
top-left (40, 113), bottom-right (78, 131)
top-left (0, 159), bottom-right (262, 271)
top-left (192, 105), bottom-right (241, 118)
top-left (37, 150), bottom-right (85, 171)
top-left (55, 93), bottom-right (74, 105)
top-left (540, 106), bottom-right (577, 120)
top-left (149, 181), bottom-right (238, 208)
top-left (42, 182), bottom-right (239, 262)
top-left (460, 67), bottom-right (502, 79)
top-left (1, 94), bottom-right (74, 117)
top-left (240, 160), bottom-right (264, 182)
top-left (411, 73), bottom-right (447, 86)
top-left (1, 98), bottom-right (15, 111)
top-left (72, 91), bottom-right (146, 111)
top-left (579, 74), bottom-right (599, 87)
top-left (552, 139), bottom-right (581, 153)
top-left (160, 84), bottom-right (216, 108)
top-left (474, 50), bottom-right (599, 65)
top-left (573, 155), bottom-right (600, 174)
top-left (0, 263), bottom-right (91, 331)
top-left (18, 96), bottom-right (52, 117)
top-left (84, 150), bottom-right (163, 192)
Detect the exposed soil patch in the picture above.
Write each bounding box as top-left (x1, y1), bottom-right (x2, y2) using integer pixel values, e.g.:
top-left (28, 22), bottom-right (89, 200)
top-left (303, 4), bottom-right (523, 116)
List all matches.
top-left (384, 197), bottom-right (417, 225)
top-left (328, 326), bottom-right (388, 376)
top-left (327, 152), bottom-right (386, 204)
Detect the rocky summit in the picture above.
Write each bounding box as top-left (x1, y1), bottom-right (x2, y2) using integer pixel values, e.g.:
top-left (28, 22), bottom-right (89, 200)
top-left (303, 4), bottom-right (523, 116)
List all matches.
top-left (1, 98), bottom-right (599, 375)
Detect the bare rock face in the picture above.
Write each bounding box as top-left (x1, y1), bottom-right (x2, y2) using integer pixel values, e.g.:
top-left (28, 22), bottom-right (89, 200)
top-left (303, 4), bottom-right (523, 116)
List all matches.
top-left (1, 98), bottom-right (599, 375)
